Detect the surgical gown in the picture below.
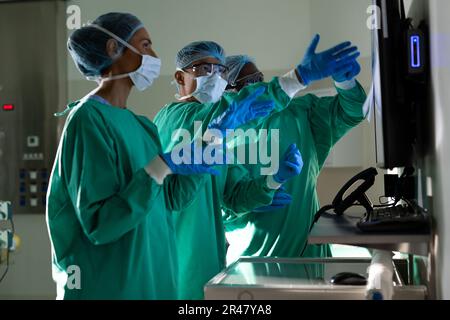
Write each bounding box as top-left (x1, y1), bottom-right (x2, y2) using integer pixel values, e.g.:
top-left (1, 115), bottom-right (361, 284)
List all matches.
top-left (224, 82), bottom-right (367, 261)
top-left (154, 78), bottom-right (292, 299)
top-left (46, 98), bottom-right (206, 300)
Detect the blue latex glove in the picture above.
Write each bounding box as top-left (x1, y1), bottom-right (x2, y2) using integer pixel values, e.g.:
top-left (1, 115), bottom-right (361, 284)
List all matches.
top-left (297, 34), bottom-right (360, 86)
top-left (274, 144), bottom-right (303, 184)
top-left (161, 142), bottom-right (221, 176)
top-left (253, 187), bottom-right (293, 213)
top-left (208, 86), bottom-right (274, 133)
top-left (332, 60), bottom-right (361, 83)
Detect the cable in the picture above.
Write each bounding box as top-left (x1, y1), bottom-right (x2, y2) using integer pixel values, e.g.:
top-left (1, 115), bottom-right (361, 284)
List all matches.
top-left (0, 249), bottom-right (9, 284)
top-left (0, 217), bottom-right (14, 284)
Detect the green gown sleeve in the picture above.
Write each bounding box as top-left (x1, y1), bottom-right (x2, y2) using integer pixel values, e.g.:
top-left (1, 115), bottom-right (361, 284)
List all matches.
top-left (222, 165), bottom-right (275, 215)
top-left (62, 108), bottom-right (163, 246)
top-left (306, 81), bottom-right (367, 168)
top-left (163, 174), bottom-right (208, 211)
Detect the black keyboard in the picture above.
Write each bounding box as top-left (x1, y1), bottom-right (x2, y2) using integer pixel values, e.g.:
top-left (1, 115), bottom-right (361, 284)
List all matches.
top-left (357, 204), bottom-right (429, 233)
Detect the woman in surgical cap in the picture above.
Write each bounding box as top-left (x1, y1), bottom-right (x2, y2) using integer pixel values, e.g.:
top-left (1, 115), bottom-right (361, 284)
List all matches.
top-left (46, 12), bottom-right (227, 300)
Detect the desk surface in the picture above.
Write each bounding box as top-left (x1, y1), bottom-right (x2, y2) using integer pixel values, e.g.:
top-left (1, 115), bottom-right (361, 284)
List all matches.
top-left (308, 212), bottom-right (431, 255)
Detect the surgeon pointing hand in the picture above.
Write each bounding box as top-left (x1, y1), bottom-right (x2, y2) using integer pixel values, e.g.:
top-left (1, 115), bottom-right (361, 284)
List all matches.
top-left (297, 34), bottom-right (360, 86)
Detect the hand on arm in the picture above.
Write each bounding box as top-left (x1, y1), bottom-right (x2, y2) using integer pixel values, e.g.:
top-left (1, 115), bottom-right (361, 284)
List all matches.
top-left (253, 187), bottom-right (293, 213)
top-left (273, 144), bottom-right (304, 184)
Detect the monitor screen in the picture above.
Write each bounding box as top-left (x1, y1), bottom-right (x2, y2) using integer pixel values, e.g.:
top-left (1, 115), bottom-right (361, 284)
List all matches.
top-left (373, 26), bottom-right (384, 168)
top-left (372, 0), bottom-right (413, 170)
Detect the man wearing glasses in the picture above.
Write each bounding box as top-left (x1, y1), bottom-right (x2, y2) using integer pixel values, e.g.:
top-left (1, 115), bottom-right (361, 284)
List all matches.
top-left (154, 39), bottom-right (358, 299)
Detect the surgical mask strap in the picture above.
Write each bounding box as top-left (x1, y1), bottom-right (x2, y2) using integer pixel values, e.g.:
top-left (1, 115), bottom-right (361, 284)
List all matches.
top-left (86, 73), bottom-right (129, 82)
top-left (90, 24), bottom-right (142, 56)
top-left (85, 24), bottom-right (144, 83)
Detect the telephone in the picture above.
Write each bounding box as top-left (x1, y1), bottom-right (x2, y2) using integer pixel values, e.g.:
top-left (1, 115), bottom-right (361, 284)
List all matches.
top-left (308, 167), bottom-right (430, 236)
top-left (310, 167), bottom-right (378, 230)
top-left (332, 167), bottom-right (378, 216)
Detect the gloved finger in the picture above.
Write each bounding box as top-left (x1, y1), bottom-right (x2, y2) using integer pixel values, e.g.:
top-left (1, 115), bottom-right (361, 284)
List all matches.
top-left (253, 107), bottom-right (272, 117)
top-left (253, 110), bottom-right (271, 119)
top-left (306, 34), bottom-right (321, 56)
top-left (333, 62), bottom-right (356, 76)
top-left (267, 204), bottom-right (290, 211)
top-left (272, 196), bottom-right (293, 205)
top-left (286, 152), bottom-right (300, 164)
top-left (351, 61), bottom-right (361, 76)
top-left (271, 200), bottom-right (292, 207)
top-left (324, 41), bottom-right (352, 56)
top-left (293, 148), bottom-right (303, 160)
top-left (284, 143), bottom-right (298, 157)
top-left (243, 86), bottom-right (266, 104)
top-left (333, 46), bottom-right (359, 59)
top-left (283, 160), bottom-right (301, 171)
top-left (274, 189), bottom-right (292, 197)
top-left (271, 203), bottom-right (291, 210)
top-left (250, 100), bottom-right (275, 112)
top-left (335, 52), bottom-right (360, 65)
top-left (286, 145), bottom-right (301, 162)
top-left (273, 192), bottom-right (293, 203)
top-left (290, 155), bottom-right (303, 168)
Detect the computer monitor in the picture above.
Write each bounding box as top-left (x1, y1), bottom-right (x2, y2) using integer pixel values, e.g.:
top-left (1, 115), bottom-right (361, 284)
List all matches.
top-left (373, 0), bottom-right (415, 170)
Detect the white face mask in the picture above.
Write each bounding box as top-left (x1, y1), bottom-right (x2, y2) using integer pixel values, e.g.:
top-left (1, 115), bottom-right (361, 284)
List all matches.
top-left (128, 55), bottom-right (161, 91)
top-left (88, 24), bottom-right (161, 91)
top-left (176, 72), bottom-right (228, 103)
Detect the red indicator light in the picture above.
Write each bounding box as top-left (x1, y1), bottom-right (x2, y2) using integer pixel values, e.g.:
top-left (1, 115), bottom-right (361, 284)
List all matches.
top-left (3, 104), bottom-right (14, 111)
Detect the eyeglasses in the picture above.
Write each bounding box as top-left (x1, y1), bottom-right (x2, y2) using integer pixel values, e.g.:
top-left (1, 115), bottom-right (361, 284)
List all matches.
top-left (234, 72), bottom-right (264, 87)
top-left (229, 72), bottom-right (265, 91)
top-left (184, 62), bottom-right (229, 78)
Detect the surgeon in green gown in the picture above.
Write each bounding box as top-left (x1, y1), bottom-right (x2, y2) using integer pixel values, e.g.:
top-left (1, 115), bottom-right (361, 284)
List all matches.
top-left (46, 13), bottom-right (267, 300)
top-left (153, 38), bottom-right (359, 299)
top-left (223, 53), bottom-right (368, 263)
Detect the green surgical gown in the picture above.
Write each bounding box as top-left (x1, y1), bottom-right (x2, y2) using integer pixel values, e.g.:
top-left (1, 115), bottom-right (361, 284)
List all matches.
top-left (224, 82), bottom-right (367, 261)
top-left (47, 98), bottom-right (206, 300)
top-left (154, 78), bottom-right (292, 299)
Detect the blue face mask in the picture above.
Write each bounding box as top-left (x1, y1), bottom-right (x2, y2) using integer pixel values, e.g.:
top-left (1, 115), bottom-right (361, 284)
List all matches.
top-left (176, 72), bottom-right (228, 103)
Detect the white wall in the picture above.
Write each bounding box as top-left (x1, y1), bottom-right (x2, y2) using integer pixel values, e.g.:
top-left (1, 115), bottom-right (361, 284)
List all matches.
top-left (310, 0), bottom-right (372, 58)
top-left (309, 0), bottom-right (384, 203)
top-left (66, 0), bottom-right (312, 118)
top-left (428, 0), bottom-right (450, 300)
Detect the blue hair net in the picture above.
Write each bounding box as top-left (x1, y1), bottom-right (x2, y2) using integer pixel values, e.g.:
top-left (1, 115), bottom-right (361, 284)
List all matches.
top-left (68, 12), bottom-right (144, 77)
top-left (225, 55), bottom-right (255, 85)
top-left (176, 41), bottom-right (226, 69)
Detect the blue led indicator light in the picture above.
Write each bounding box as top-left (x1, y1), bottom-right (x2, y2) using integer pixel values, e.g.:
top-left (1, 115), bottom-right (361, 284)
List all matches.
top-left (411, 35), bottom-right (421, 68)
